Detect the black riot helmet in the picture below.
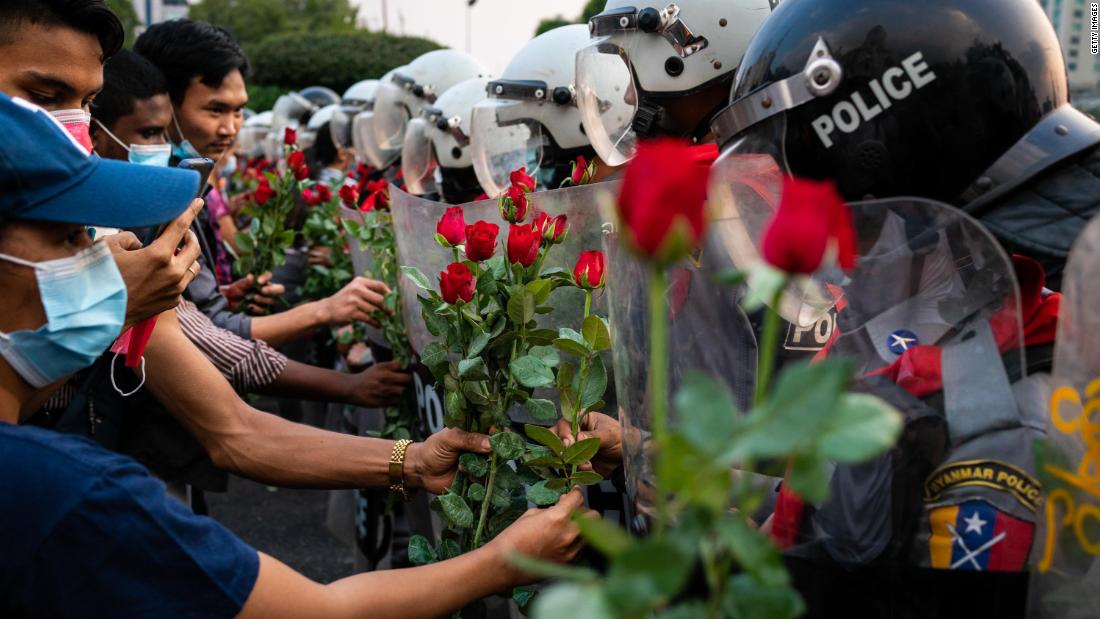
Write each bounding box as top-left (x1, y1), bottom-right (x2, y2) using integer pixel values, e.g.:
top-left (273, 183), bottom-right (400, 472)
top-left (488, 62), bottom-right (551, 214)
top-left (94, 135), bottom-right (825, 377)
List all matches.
top-left (709, 0), bottom-right (1096, 208)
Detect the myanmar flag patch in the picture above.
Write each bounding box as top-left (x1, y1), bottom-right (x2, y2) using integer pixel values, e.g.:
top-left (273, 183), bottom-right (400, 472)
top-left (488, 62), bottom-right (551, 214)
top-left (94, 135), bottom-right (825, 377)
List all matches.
top-left (928, 500), bottom-right (1034, 571)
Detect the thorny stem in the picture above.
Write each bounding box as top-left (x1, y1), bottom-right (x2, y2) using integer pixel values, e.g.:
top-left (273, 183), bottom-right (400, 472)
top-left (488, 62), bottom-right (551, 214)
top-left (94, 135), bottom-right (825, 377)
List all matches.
top-left (649, 266), bottom-right (669, 531)
top-left (472, 452), bottom-right (499, 548)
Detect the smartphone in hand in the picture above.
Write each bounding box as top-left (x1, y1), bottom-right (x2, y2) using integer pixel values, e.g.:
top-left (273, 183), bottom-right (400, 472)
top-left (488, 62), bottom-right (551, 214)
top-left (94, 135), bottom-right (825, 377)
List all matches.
top-left (142, 157), bottom-right (215, 246)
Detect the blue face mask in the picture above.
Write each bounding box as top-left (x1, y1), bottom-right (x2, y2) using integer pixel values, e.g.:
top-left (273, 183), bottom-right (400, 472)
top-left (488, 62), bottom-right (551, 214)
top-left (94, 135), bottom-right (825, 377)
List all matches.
top-left (0, 242), bottom-right (127, 388)
top-left (92, 118), bottom-right (172, 167)
top-left (171, 110), bottom-right (202, 160)
top-left (221, 154), bottom-right (238, 177)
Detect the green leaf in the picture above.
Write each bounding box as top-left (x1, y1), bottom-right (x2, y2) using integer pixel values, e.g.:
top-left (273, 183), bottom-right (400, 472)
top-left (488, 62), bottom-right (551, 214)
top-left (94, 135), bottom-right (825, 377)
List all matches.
top-left (439, 491), bottom-right (474, 528)
top-left (510, 355), bottom-right (554, 388)
top-left (434, 232), bottom-right (451, 248)
top-left (419, 295), bottom-right (449, 337)
top-left (712, 269), bottom-right (747, 287)
top-left (742, 262), bottom-right (787, 312)
top-left (524, 398), bottom-right (558, 421)
top-left (574, 514), bottom-right (630, 557)
top-left (558, 363), bottom-right (579, 423)
top-left (722, 574), bottom-right (805, 619)
top-left (458, 357), bottom-right (489, 381)
top-left (529, 345), bottom-right (560, 368)
top-left (420, 341), bottom-right (448, 370)
top-left (509, 556), bottom-right (599, 584)
top-left (563, 436), bottom-right (601, 465)
top-left (438, 539), bottom-right (462, 561)
top-left (717, 517), bottom-right (788, 587)
top-left (527, 328), bottom-right (558, 345)
top-left (408, 534), bottom-right (438, 565)
top-left (444, 391), bottom-right (465, 427)
top-left (401, 265), bottom-right (431, 290)
top-left (467, 482), bottom-right (486, 502)
top-left (467, 331), bottom-right (491, 357)
top-left (475, 268), bottom-right (497, 298)
top-left (490, 431), bottom-right (527, 460)
top-left (558, 327), bottom-right (585, 345)
top-left (526, 278), bottom-right (553, 304)
top-left (530, 584), bottom-right (611, 619)
top-left (605, 537), bottom-right (694, 614)
top-left (785, 453), bottom-right (831, 504)
top-left (554, 338), bottom-right (590, 357)
top-left (580, 355), bottom-right (608, 410)
top-left (486, 255), bottom-right (507, 279)
top-left (582, 315), bottom-right (611, 351)
top-left (507, 288), bottom-right (536, 326)
top-left (513, 586), bottom-right (537, 610)
top-left (818, 393), bottom-right (902, 462)
top-left (459, 453), bottom-right (488, 477)
top-left (527, 479), bottom-right (567, 506)
top-left (570, 471), bottom-right (604, 486)
top-left (525, 423), bottom-right (565, 455)
top-left (673, 372), bottom-right (739, 457)
top-left (493, 462), bottom-right (523, 492)
top-left (525, 455), bottom-right (565, 468)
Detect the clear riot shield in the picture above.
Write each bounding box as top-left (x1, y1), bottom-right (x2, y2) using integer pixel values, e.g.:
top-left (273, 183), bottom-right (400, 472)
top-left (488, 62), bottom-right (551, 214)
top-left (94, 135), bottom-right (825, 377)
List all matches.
top-left (336, 205), bottom-right (386, 347)
top-left (1028, 214), bottom-right (1100, 619)
top-left (390, 182), bottom-right (613, 431)
top-left (604, 219), bottom-right (760, 527)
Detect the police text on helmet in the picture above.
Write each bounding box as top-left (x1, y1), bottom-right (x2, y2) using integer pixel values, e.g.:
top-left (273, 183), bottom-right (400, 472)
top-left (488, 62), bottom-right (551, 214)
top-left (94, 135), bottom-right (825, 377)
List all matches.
top-left (811, 52), bottom-right (936, 149)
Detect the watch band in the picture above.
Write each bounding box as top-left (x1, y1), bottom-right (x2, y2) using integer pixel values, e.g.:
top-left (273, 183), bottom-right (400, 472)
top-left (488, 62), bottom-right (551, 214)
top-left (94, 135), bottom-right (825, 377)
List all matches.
top-left (388, 439), bottom-right (414, 502)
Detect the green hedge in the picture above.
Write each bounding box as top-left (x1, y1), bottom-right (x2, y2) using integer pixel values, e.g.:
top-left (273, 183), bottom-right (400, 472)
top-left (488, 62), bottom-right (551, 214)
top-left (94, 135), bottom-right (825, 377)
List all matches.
top-left (247, 30), bottom-right (443, 93)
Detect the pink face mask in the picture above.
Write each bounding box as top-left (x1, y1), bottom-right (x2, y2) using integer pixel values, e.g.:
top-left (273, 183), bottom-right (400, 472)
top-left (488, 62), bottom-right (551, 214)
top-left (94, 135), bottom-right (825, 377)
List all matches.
top-left (50, 108), bottom-right (93, 154)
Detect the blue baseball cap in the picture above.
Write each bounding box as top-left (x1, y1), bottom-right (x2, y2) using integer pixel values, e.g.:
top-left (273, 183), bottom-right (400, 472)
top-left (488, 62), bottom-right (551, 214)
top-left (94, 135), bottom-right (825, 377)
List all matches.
top-left (0, 93), bottom-right (199, 228)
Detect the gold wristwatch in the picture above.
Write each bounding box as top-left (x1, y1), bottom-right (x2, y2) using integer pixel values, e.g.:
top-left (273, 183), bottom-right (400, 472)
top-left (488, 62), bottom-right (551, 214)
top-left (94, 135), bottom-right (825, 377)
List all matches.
top-left (388, 439), bottom-right (414, 501)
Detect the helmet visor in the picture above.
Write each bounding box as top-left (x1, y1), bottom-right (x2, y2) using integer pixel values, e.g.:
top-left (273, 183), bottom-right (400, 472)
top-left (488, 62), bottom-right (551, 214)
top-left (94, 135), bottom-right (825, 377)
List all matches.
top-left (576, 41), bottom-right (638, 167)
top-left (708, 113), bottom-right (837, 326)
top-left (272, 92), bottom-right (314, 132)
top-left (330, 105), bottom-right (356, 149)
top-left (237, 126), bottom-right (267, 159)
top-left (401, 117), bottom-right (439, 196)
top-left (354, 111), bottom-right (399, 169)
top-left (470, 98), bottom-right (546, 197)
top-left (373, 81), bottom-right (413, 152)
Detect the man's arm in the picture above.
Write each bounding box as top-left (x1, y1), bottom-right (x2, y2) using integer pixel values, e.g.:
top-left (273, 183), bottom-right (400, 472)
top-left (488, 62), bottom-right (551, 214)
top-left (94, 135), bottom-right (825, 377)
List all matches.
top-left (248, 277), bottom-right (389, 348)
top-left (142, 310), bottom-right (484, 491)
top-left (262, 359), bottom-right (411, 410)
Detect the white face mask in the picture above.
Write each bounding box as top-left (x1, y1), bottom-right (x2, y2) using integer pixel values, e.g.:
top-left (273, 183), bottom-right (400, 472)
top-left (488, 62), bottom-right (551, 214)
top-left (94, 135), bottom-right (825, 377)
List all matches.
top-left (92, 118), bottom-right (172, 167)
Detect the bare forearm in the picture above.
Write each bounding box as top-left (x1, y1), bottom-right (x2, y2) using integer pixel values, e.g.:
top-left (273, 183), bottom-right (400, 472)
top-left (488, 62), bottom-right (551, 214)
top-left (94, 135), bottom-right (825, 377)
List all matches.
top-left (249, 301), bottom-right (329, 347)
top-left (259, 359), bottom-right (353, 404)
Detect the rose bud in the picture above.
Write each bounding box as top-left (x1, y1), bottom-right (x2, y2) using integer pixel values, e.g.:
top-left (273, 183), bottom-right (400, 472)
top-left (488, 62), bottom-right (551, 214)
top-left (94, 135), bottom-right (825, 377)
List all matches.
top-left (501, 183), bottom-right (529, 223)
top-left (367, 179), bottom-right (390, 209)
top-left (544, 214), bottom-right (568, 245)
top-left (506, 223), bottom-right (541, 268)
top-left (339, 183), bottom-right (359, 208)
top-left (436, 206), bottom-right (467, 248)
top-left (571, 155), bottom-right (590, 185)
top-left (465, 221), bottom-right (499, 262)
top-left (284, 126), bottom-right (297, 146)
top-left (616, 139), bottom-right (713, 264)
top-left (439, 262), bottom-right (475, 305)
top-left (573, 250), bottom-right (606, 290)
top-left (254, 182), bottom-right (276, 206)
top-left (510, 166), bottom-right (536, 192)
top-left (317, 183), bottom-right (333, 203)
top-left (762, 177), bottom-right (855, 275)
top-left (302, 188), bottom-right (320, 206)
top-left (287, 150), bottom-right (309, 180)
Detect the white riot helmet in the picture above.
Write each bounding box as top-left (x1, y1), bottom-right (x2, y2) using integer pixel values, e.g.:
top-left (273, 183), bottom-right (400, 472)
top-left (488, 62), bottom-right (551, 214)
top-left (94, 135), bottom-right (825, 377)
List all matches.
top-left (372, 50), bottom-right (490, 154)
top-left (577, 0), bottom-right (774, 166)
top-left (300, 104), bottom-right (338, 151)
top-left (332, 79), bottom-right (379, 148)
top-left (470, 24), bottom-right (593, 197)
top-left (402, 77), bottom-right (489, 201)
top-left (238, 110), bottom-right (272, 160)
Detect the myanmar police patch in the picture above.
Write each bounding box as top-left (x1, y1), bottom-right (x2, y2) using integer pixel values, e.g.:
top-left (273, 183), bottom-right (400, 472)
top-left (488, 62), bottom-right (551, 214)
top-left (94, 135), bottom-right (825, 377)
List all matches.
top-left (928, 500), bottom-right (1033, 571)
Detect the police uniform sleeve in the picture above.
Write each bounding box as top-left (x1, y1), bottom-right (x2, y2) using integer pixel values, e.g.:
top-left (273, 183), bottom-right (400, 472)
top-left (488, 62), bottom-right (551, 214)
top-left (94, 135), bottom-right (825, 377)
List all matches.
top-left (24, 455), bottom-right (260, 618)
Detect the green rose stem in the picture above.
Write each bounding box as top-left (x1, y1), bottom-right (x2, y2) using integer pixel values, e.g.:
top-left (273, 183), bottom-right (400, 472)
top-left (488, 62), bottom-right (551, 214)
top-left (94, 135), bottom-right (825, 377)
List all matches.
top-left (568, 289), bottom-right (596, 487)
top-left (648, 265), bottom-right (670, 531)
top-left (738, 284), bottom-right (786, 512)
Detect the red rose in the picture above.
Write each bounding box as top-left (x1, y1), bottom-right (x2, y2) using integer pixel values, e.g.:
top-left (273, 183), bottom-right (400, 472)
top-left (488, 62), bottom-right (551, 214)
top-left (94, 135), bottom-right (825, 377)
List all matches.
top-left (288, 150), bottom-right (309, 181)
top-left (502, 183), bottom-right (529, 223)
top-left (510, 167), bottom-right (535, 192)
top-left (254, 181), bottom-right (276, 206)
top-left (474, 192), bottom-right (490, 201)
top-left (571, 155), bottom-right (590, 186)
top-left (506, 223), bottom-right (541, 267)
top-left (573, 250), bottom-right (606, 290)
top-left (366, 179), bottom-right (390, 209)
top-left (761, 177), bottom-right (856, 275)
top-left (302, 188), bottom-right (320, 206)
top-left (616, 139), bottom-right (713, 263)
top-left (339, 183), bottom-right (359, 208)
top-left (436, 206), bottom-right (467, 247)
top-left (534, 212), bottom-right (568, 245)
top-left (317, 184), bottom-right (333, 203)
top-left (284, 126), bottom-right (297, 146)
top-left (439, 262), bottom-right (475, 305)
top-left (465, 221), bottom-right (499, 262)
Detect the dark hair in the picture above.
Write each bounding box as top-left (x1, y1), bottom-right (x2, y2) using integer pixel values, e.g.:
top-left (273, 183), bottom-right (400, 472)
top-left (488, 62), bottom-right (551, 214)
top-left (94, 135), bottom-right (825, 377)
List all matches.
top-left (307, 122), bottom-right (339, 174)
top-left (134, 19), bottom-right (249, 104)
top-left (0, 0), bottom-right (124, 60)
top-left (90, 49), bottom-right (168, 129)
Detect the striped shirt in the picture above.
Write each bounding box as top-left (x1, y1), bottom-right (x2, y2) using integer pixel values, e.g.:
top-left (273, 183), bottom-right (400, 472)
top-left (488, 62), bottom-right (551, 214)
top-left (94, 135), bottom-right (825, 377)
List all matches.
top-left (175, 299), bottom-right (287, 393)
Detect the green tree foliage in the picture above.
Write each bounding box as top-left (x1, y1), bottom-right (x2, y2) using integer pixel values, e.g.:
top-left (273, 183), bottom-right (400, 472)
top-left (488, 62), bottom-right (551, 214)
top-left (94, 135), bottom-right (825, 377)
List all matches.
top-left (188, 0), bottom-right (357, 48)
top-left (535, 16), bottom-right (572, 36)
top-left (579, 0), bottom-right (604, 23)
top-left (245, 84), bottom-right (283, 113)
top-left (247, 30), bottom-right (441, 93)
top-left (104, 0), bottom-right (140, 47)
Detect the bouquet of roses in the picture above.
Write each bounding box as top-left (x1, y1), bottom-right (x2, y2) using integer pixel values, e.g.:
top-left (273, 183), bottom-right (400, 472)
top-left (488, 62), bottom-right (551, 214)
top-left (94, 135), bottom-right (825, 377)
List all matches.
top-left (233, 126), bottom-right (310, 283)
top-left (300, 182), bottom-right (354, 302)
top-left (400, 168), bottom-right (609, 575)
top-left (343, 178), bottom-right (418, 441)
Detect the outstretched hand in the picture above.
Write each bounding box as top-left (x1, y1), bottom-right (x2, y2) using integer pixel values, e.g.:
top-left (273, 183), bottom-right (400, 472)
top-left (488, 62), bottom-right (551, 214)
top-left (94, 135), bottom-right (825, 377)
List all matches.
top-left (405, 428), bottom-right (492, 494)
